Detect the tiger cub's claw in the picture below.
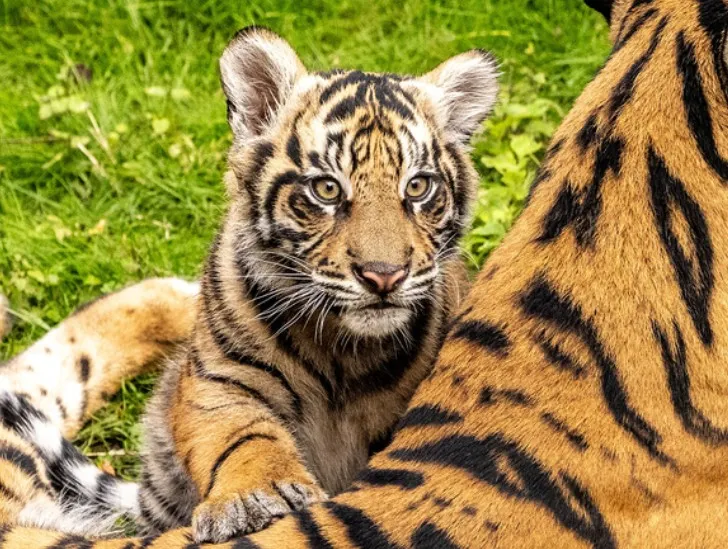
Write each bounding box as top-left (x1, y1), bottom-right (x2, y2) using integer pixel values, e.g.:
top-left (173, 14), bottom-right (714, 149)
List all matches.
top-left (192, 481), bottom-right (327, 543)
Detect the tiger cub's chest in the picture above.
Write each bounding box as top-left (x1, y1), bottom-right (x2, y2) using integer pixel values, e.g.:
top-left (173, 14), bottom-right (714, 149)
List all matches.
top-left (296, 395), bottom-right (409, 495)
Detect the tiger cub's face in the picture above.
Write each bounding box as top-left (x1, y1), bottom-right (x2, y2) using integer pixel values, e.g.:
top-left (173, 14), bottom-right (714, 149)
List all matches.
top-left (221, 28), bottom-right (498, 337)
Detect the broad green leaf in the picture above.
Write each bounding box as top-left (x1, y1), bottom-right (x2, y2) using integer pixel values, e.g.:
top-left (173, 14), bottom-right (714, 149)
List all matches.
top-left (152, 118), bottom-right (171, 135)
top-left (510, 134), bottom-right (542, 159)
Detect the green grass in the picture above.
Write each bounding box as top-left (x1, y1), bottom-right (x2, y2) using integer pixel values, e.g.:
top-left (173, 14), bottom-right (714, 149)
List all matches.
top-left (0, 0), bottom-right (610, 477)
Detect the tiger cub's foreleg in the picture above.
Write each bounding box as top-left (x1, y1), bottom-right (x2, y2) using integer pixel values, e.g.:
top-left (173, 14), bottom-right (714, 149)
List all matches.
top-left (169, 357), bottom-right (327, 544)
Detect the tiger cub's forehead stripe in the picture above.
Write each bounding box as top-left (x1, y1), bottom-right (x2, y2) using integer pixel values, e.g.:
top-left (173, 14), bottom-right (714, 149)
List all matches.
top-left (318, 72), bottom-right (418, 127)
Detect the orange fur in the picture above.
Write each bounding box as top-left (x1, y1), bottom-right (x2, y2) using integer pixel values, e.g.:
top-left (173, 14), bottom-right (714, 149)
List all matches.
top-left (130, 27), bottom-right (489, 542)
top-left (4, 0), bottom-right (728, 546)
top-left (0, 278), bottom-right (197, 532)
top-left (1, 278), bottom-right (198, 437)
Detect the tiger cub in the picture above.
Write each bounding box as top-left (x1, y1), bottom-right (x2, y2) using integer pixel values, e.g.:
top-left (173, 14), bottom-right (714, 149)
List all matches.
top-left (134, 27), bottom-right (497, 543)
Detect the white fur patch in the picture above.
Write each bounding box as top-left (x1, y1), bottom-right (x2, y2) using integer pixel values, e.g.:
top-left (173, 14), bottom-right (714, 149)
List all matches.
top-left (2, 324), bottom-right (96, 431)
top-left (18, 497), bottom-right (123, 537)
top-left (340, 308), bottom-right (412, 338)
top-left (114, 481), bottom-right (141, 515)
top-left (27, 416), bottom-right (63, 458)
top-left (71, 462), bottom-right (101, 493)
top-left (166, 278), bottom-right (201, 297)
top-left (408, 50), bottom-right (500, 143)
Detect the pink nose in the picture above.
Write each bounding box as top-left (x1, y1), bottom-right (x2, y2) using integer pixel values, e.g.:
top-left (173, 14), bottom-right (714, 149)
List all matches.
top-left (354, 262), bottom-right (409, 296)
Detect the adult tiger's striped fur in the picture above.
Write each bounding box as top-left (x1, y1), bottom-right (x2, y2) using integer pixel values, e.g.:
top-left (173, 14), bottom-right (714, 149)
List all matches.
top-left (4, 0), bottom-right (728, 546)
top-left (0, 278), bottom-right (198, 535)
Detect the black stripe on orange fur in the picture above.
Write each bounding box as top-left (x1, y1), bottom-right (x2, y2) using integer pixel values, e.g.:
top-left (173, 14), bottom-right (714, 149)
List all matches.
top-left (520, 275), bottom-right (672, 466)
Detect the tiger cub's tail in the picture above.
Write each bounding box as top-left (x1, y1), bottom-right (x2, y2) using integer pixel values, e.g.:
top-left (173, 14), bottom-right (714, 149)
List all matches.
top-left (0, 278), bottom-right (199, 536)
top-left (0, 386), bottom-right (140, 534)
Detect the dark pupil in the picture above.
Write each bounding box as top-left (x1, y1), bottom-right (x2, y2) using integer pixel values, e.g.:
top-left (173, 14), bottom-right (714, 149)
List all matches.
top-left (325, 183), bottom-right (335, 193)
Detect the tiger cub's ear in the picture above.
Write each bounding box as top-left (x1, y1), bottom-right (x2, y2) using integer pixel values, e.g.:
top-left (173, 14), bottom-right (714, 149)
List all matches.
top-left (220, 26), bottom-right (307, 140)
top-left (417, 50), bottom-right (499, 143)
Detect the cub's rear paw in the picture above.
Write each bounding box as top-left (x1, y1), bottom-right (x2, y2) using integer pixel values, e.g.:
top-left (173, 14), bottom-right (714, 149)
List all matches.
top-left (192, 481), bottom-right (327, 543)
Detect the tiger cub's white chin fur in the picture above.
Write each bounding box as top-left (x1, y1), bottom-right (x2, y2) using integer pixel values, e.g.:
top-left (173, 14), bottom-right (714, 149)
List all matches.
top-left (339, 307), bottom-right (412, 338)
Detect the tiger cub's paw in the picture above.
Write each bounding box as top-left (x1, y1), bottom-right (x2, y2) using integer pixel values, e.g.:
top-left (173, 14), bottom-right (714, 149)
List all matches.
top-left (192, 481), bottom-right (327, 543)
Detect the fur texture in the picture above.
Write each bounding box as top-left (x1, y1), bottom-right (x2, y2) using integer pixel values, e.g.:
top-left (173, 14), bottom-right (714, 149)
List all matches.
top-left (4, 0), bottom-right (728, 546)
top-left (0, 278), bottom-right (198, 536)
top-left (134, 27), bottom-right (492, 543)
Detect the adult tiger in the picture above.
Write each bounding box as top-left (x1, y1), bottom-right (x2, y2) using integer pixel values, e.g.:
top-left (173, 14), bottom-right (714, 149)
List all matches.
top-left (4, 0), bottom-right (728, 546)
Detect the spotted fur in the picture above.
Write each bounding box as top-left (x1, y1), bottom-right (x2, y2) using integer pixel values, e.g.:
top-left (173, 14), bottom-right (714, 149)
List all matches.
top-left (0, 278), bottom-right (198, 536)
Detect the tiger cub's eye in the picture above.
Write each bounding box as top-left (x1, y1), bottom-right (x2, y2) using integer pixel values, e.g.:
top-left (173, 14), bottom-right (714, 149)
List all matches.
top-left (311, 178), bottom-right (342, 204)
top-left (405, 176), bottom-right (432, 200)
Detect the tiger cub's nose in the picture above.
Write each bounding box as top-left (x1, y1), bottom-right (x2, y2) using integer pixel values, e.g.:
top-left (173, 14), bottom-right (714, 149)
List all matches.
top-left (353, 262), bottom-right (409, 296)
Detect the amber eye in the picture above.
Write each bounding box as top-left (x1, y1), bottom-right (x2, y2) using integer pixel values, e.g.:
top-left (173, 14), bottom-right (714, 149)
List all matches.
top-left (310, 178), bottom-right (342, 204)
top-left (405, 176), bottom-right (432, 200)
